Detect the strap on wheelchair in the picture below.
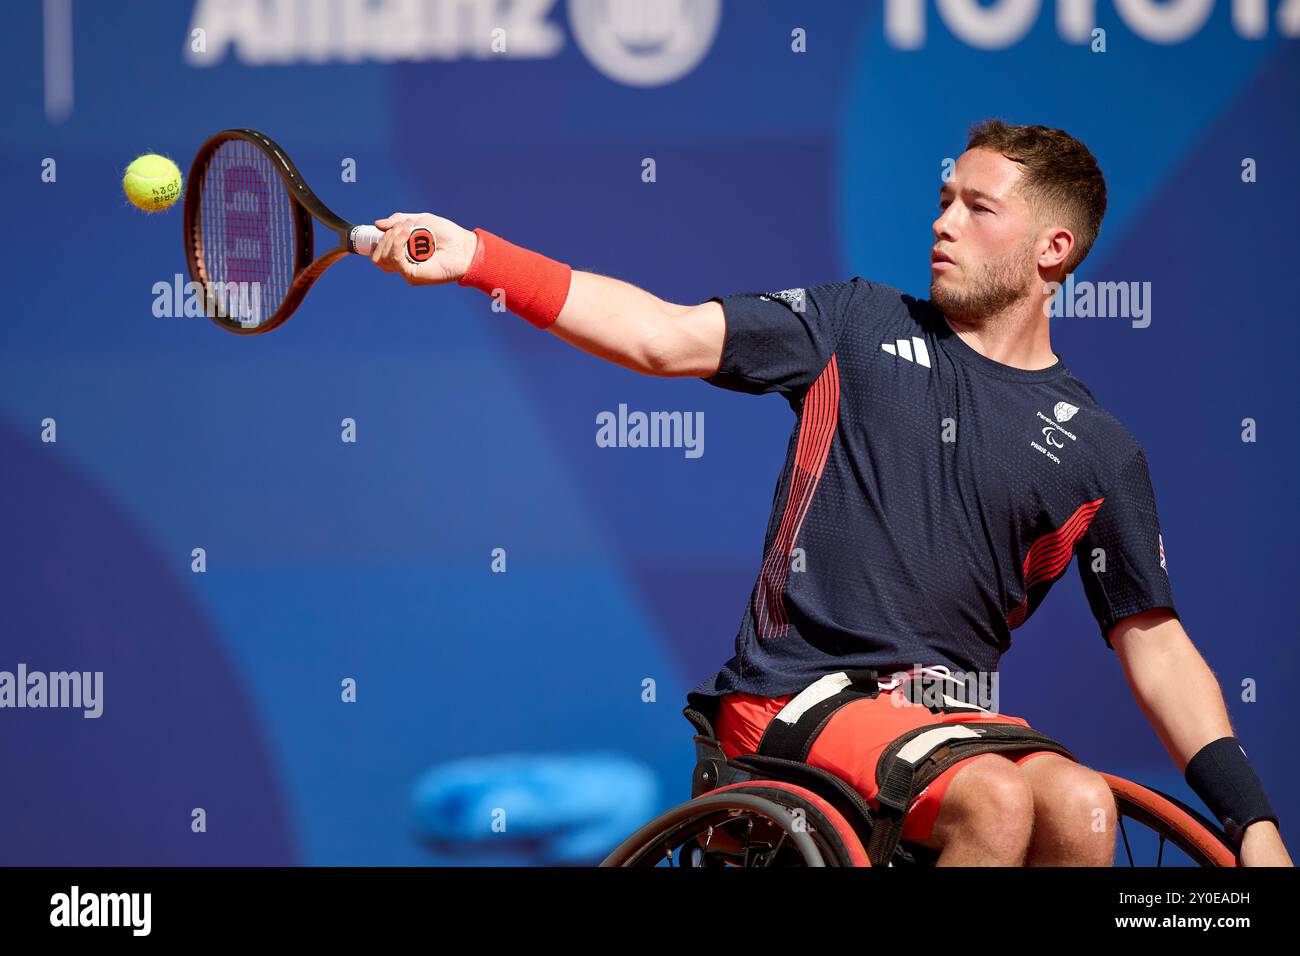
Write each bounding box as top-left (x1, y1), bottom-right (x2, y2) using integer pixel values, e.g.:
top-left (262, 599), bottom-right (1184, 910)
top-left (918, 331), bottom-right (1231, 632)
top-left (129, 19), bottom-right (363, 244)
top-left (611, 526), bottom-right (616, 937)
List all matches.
top-left (749, 671), bottom-right (1077, 866)
top-left (866, 722), bottom-right (1076, 866)
top-left (755, 669), bottom-right (881, 762)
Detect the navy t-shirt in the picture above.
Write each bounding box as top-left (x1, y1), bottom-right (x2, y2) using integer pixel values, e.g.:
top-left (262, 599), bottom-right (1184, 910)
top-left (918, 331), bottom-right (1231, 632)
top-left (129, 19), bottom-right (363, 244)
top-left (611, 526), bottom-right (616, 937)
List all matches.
top-left (689, 278), bottom-right (1178, 703)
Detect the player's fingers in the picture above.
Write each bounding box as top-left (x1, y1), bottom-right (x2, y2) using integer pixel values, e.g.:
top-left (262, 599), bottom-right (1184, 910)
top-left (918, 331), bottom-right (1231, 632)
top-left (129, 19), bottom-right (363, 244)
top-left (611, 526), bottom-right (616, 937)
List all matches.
top-left (370, 221), bottom-right (393, 263)
top-left (370, 228), bottom-right (391, 266)
top-left (374, 212), bottom-right (411, 230)
top-left (372, 221), bottom-right (403, 270)
top-left (391, 219), bottom-right (416, 259)
top-left (375, 219), bottom-right (417, 272)
top-left (377, 218), bottom-right (412, 261)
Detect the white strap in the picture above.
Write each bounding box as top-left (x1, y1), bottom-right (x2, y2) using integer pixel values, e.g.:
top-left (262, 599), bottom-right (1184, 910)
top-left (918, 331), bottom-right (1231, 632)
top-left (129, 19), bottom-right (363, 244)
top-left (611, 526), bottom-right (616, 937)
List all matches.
top-left (772, 672), bottom-right (855, 725)
top-left (896, 725), bottom-right (983, 764)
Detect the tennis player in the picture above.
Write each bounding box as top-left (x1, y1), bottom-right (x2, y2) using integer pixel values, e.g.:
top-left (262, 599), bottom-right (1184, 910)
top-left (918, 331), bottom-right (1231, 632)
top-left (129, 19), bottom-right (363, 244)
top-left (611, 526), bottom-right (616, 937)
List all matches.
top-left (368, 120), bottom-right (1288, 867)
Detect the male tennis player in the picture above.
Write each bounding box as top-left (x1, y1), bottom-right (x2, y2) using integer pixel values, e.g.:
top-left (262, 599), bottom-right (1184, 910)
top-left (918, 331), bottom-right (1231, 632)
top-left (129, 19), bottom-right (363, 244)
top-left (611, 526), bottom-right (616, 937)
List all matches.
top-left (369, 120), bottom-right (1288, 867)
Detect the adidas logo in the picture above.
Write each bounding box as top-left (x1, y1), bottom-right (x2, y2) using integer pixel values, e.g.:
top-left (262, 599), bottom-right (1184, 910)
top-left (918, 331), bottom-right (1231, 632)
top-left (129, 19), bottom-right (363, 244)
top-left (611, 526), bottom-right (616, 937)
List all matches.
top-left (881, 336), bottom-right (931, 368)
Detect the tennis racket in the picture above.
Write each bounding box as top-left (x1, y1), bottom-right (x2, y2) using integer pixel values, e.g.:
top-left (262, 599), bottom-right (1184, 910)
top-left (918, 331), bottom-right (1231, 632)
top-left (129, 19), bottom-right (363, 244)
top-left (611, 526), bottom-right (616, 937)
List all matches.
top-left (183, 128), bottom-right (435, 334)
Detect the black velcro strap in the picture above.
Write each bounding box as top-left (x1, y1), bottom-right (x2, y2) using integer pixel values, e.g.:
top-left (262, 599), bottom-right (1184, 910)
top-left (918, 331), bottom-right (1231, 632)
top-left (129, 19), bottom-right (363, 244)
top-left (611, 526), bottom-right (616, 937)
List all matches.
top-left (757, 670), bottom-right (879, 763)
top-left (1184, 736), bottom-right (1280, 848)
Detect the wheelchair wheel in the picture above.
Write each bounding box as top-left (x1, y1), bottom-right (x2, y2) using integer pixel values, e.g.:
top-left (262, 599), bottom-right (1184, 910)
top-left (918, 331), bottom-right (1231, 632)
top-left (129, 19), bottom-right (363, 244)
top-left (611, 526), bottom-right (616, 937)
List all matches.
top-left (1101, 773), bottom-right (1237, 867)
top-left (600, 782), bottom-right (870, 867)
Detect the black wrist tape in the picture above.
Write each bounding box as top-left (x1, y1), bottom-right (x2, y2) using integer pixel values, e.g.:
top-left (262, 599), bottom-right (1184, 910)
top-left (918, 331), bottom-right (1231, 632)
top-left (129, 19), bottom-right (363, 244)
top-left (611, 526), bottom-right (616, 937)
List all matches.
top-left (1183, 736), bottom-right (1279, 848)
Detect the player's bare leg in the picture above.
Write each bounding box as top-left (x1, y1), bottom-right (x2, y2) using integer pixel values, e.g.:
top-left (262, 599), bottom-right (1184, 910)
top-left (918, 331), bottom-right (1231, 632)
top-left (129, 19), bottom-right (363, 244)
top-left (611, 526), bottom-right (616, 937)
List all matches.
top-left (910, 754), bottom-right (1036, 866)
top-left (1016, 754), bottom-right (1116, 866)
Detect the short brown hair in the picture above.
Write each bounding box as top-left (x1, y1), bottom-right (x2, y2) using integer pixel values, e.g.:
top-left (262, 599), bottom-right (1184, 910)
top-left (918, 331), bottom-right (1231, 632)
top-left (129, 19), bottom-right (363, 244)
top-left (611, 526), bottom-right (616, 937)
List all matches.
top-left (966, 119), bottom-right (1107, 274)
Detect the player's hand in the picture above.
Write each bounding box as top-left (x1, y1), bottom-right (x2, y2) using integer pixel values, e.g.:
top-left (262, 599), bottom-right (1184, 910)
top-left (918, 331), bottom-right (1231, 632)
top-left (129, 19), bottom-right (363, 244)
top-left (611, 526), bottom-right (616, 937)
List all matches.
top-left (1238, 820), bottom-right (1293, 866)
top-left (370, 212), bottom-right (477, 286)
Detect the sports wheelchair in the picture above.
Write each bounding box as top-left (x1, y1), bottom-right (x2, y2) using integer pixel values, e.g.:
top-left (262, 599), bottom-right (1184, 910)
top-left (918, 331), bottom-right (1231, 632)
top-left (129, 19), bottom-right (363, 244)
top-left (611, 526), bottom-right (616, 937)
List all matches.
top-left (602, 670), bottom-right (1238, 867)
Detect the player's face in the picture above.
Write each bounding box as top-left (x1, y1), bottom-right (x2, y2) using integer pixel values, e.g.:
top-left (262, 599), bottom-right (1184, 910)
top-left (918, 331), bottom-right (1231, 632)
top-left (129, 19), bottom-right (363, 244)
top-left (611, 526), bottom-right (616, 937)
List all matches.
top-left (930, 148), bottom-right (1041, 324)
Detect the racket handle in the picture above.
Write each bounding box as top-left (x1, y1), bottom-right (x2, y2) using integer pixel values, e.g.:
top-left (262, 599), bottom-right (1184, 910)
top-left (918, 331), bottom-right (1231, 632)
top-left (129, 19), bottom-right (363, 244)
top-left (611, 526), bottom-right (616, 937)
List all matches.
top-left (348, 225), bottom-right (383, 255)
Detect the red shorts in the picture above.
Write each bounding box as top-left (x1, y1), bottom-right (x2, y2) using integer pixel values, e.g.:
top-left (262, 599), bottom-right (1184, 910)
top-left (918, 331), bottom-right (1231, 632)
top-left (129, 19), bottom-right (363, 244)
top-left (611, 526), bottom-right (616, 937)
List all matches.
top-left (716, 684), bottom-right (1064, 843)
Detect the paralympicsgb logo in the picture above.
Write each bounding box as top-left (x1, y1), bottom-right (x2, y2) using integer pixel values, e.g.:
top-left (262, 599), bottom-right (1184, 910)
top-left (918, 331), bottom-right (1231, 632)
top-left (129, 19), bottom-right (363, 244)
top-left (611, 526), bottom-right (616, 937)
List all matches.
top-left (1053, 402), bottom-right (1079, 423)
top-left (568, 0), bottom-right (722, 87)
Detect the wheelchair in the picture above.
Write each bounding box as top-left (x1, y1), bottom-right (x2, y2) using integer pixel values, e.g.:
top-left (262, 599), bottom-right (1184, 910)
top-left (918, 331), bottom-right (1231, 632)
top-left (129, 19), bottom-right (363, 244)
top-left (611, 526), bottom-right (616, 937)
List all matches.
top-left (602, 672), bottom-right (1239, 867)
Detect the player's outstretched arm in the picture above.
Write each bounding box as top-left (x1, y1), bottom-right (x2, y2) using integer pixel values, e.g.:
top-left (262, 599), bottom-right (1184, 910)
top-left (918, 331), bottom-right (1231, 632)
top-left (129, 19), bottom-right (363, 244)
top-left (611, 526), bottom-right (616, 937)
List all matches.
top-left (1112, 610), bottom-right (1291, 866)
top-left (369, 213), bottom-right (724, 379)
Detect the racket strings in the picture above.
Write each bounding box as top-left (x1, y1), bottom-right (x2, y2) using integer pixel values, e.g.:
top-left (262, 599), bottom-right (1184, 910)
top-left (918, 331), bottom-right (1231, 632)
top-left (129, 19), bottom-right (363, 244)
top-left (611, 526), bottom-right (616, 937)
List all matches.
top-left (196, 138), bottom-right (297, 328)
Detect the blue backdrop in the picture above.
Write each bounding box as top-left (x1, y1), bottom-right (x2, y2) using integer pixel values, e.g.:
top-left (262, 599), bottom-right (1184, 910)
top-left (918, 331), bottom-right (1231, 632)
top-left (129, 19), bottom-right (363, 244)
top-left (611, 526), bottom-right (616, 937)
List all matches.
top-left (1, 0), bottom-right (1296, 864)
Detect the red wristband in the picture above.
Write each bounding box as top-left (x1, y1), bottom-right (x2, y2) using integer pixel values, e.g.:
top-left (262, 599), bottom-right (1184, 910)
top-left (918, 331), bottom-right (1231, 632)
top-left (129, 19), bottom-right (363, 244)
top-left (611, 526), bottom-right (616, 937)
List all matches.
top-left (458, 228), bottom-right (573, 330)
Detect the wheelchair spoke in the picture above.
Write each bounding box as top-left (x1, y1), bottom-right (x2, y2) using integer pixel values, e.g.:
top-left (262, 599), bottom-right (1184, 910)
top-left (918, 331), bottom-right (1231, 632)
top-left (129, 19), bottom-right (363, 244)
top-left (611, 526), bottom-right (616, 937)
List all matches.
top-left (1117, 815), bottom-right (1135, 866)
top-left (762, 830), bottom-right (788, 867)
top-left (741, 818), bottom-right (757, 867)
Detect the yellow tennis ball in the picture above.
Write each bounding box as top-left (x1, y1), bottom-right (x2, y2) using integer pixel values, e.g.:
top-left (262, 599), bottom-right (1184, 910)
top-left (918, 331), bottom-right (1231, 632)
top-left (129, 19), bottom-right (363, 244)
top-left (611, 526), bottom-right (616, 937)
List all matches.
top-left (123, 154), bottom-right (182, 212)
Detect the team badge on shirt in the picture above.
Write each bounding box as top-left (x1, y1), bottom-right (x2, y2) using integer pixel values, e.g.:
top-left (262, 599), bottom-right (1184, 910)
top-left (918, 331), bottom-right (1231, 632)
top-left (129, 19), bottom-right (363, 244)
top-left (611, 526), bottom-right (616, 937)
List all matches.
top-left (760, 288), bottom-right (806, 311)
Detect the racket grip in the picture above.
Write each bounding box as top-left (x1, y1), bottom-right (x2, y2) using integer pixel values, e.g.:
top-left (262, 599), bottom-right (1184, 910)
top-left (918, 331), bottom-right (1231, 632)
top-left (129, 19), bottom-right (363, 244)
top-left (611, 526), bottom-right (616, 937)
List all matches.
top-left (348, 225), bottom-right (383, 255)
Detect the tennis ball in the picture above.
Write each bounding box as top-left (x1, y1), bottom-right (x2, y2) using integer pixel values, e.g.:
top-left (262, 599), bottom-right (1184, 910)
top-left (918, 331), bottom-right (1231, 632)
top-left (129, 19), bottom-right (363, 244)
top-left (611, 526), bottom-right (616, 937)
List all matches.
top-left (122, 153), bottom-right (182, 212)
